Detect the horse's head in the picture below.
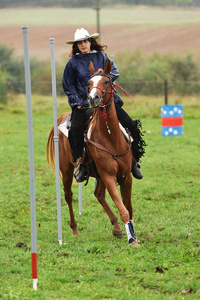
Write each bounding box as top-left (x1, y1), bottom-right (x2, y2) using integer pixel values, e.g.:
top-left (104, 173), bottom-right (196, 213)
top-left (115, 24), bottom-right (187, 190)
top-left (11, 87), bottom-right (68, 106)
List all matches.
top-left (87, 60), bottom-right (113, 108)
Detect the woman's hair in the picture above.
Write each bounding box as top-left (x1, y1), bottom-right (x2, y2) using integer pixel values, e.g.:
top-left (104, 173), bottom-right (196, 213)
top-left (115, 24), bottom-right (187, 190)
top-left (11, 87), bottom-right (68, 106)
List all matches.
top-left (69, 38), bottom-right (107, 57)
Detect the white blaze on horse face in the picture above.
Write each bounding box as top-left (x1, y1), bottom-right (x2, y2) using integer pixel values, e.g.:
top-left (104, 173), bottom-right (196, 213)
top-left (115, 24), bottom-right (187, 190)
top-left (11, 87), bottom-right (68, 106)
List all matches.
top-left (89, 75), bottom-right (102, 98)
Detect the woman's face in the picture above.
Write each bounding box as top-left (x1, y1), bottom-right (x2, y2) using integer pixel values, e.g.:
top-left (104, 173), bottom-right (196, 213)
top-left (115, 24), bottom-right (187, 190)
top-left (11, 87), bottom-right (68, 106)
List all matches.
top-left (77, 39), bottom-right (91, 54)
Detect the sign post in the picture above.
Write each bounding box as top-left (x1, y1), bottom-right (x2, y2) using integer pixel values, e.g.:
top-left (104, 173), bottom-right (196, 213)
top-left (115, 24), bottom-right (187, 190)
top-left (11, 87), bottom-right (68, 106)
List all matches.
top-left (161, 104), bottom-right (183, 136)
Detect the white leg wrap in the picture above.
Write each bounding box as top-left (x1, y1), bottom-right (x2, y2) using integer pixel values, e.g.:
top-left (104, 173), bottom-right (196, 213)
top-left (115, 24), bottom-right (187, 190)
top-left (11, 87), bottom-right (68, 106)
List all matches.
top-left (124, 221), bottom-right (136, 244)
top-left (130, 219), bottom-right (135, 233)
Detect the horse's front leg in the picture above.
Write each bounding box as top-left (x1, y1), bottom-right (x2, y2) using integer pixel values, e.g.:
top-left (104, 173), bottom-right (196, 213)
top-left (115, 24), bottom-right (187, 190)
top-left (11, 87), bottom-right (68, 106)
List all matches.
top-left (120, 174), bottom-right (140, 246)
top-left (94, 179), bottom-right (123, 238)
top-left (103, 174), bottom-right (139, 246)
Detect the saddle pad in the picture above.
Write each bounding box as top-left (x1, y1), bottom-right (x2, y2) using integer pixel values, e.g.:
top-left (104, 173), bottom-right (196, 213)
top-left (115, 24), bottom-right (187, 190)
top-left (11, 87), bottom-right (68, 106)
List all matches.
top-left (58, 120), bottom-right (69, 137)
top-left (87, 122), bottom-right (133, 142)
top-left (59, 118), bottom-right (133, 143)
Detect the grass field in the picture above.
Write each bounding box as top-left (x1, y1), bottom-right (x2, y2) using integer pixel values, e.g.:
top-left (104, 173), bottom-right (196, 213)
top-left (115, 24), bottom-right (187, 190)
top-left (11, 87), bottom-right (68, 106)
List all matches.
top-left (0, 94), bottom-right (200, 299)
top-left (0, 7), bottom-right (200, 26)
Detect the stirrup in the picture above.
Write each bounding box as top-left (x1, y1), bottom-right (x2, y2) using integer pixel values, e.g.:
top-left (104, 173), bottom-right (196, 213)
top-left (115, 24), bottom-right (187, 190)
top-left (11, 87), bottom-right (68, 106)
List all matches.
top-left (131, 162), bottom-right (143, 180)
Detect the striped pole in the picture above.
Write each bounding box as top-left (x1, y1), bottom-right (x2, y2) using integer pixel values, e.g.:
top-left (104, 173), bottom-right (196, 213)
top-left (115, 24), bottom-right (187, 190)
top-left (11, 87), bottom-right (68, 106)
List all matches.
top-left (49, 38), bottom-right (62, 245)
top-left (22, 25), bottom-right (38, 290)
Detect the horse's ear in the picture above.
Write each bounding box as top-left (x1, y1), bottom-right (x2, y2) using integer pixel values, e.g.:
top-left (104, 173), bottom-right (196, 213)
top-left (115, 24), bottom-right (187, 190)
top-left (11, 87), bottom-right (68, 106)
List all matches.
top-left (89, 61), bottom-right (96, 75)
top-left (104, 59), bottom-right (112, 75)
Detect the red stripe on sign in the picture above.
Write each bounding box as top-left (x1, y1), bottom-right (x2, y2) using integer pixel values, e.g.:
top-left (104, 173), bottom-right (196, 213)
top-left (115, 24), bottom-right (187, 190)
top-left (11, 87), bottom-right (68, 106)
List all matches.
top-left (32, 253), bottom-right (37, 279)
top-left (162, 117), bottom-right (183, 126)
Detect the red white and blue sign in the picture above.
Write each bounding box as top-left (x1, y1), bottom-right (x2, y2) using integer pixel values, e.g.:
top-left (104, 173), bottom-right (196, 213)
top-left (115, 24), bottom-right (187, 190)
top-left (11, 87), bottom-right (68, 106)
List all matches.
top-left (161, 105), bottom-right (183, 136)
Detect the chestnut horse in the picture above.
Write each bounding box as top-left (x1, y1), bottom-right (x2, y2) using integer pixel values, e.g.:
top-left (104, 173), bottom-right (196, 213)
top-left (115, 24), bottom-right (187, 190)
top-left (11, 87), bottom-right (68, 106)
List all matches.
top-left (46, 59), bottom-right (139, 246)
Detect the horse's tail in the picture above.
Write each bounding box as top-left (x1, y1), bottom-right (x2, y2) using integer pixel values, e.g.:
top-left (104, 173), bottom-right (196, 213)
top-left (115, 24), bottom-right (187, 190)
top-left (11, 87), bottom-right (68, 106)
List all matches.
top-left (46, 112), bottom-right (69, 171)
top-left (46, 125), bottom-right (55, 170)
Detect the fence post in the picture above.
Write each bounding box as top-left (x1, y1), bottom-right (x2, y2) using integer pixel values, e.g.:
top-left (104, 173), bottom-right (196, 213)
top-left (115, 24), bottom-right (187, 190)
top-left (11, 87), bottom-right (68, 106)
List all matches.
top-left (164, 79), bottom-right (168, 105)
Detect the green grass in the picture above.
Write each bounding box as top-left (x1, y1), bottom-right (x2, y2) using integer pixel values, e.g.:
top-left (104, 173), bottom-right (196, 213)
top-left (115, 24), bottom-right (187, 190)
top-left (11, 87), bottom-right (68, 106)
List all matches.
top-left (0, 7), bottom-right (200, 26)
top-left (0, 94), bottom-right (200, 299)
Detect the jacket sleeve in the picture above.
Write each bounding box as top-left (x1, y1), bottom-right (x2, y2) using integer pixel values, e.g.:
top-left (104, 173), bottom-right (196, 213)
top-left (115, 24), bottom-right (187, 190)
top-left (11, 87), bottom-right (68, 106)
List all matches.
top-left (62, 59), bottom-right (84, 108)
top-left (102, 54), bottom-right (123, 107)
top-left (110, 59), bottom-right (120, 82)
top-left (101, 52), bottom-right (120, 82)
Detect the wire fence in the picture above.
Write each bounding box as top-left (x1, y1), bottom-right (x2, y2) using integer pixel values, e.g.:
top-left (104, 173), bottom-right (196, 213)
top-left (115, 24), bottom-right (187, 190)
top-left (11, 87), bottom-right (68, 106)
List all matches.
top-left (1, 78), bottom-right (200, 105)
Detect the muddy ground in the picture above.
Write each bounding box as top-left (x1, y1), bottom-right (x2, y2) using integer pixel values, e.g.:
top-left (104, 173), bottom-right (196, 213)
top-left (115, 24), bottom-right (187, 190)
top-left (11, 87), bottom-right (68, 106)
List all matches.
top-left (1, 23), bottom-right (200, 60)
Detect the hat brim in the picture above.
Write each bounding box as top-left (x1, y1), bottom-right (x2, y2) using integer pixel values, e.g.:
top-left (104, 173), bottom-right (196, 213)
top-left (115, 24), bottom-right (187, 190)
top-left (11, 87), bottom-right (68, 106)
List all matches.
top-left (66, 33), bottom-right (99, 44)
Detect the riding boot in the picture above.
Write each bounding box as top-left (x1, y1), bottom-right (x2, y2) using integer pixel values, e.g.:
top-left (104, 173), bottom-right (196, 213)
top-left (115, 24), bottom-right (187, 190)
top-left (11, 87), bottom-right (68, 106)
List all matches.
top-left (115, 103), bottom-right (147, 179)
top-left (131, 161), bottom-right (143, 180)
top-left (68, 107), bottom-right (87, 162)
top-left (75, 164), bottom-right (87, 182)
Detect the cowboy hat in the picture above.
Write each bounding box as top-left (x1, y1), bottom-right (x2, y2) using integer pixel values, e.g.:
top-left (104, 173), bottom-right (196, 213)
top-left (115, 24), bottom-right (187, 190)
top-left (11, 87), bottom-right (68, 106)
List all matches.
top-left (66, 28), bottom-right (99, 44)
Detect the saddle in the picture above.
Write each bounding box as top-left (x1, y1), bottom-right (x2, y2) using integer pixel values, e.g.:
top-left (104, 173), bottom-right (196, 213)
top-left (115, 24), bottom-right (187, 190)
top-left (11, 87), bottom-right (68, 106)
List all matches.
top-left (58, 109), bottom-right (93, 138)
top-left (58, 109), bottom-right (133, 184)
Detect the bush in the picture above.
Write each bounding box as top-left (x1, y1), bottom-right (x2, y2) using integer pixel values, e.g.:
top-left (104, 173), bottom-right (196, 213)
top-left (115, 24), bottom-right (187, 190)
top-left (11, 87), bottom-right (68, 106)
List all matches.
top-left (115, 50), bottom-right (200, 95)
top-left (0, 43), bottom-right (25, 94)
top-left (0, 68), bottom-right (7, 104)
top-left (1, 43), bottom-right (200, 100)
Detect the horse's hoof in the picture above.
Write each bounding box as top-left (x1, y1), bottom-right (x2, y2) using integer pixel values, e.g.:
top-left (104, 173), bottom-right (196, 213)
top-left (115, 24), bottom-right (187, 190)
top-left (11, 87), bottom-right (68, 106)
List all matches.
top-left (73, 229), bottom-right (80, 236)
top-left (112, 229), bottom-right (123, 239)
top-left (130, 241), bottom-right (140, 247)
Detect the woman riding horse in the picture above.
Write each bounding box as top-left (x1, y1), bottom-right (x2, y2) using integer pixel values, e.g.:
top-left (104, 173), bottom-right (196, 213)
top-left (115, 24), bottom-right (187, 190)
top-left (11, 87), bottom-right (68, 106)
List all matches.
top-left (47, 59), bottom-right (141, 245)
top-left (62, 28), bottom-right (146, 182)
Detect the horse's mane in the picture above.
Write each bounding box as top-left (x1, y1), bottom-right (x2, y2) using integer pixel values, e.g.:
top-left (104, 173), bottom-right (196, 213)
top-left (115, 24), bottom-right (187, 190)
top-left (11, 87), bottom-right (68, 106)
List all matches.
top-left (89, 65), bottom-right (111, 129)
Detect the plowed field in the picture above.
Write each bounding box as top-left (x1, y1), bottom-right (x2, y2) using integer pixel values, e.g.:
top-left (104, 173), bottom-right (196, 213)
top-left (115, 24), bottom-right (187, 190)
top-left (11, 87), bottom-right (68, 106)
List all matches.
top-left (0, 7), bottom-right (200, 60)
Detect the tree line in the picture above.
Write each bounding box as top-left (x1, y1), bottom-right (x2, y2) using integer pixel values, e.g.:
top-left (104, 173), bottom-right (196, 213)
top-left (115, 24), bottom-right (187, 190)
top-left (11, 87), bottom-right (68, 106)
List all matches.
top-left (0, 0), bottom-right (199, 8)
top-left (1, 43), bottom-right (200, 105)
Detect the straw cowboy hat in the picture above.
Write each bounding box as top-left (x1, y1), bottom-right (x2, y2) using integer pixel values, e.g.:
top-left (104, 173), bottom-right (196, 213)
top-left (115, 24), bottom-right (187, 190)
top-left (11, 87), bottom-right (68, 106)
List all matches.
top-left (66, 28), bottom-right (99, 44)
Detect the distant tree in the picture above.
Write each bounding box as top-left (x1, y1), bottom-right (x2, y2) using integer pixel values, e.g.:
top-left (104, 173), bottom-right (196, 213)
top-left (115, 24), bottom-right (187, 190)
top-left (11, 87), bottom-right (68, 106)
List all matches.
top-left (0, 0), bottom-right (199, 8)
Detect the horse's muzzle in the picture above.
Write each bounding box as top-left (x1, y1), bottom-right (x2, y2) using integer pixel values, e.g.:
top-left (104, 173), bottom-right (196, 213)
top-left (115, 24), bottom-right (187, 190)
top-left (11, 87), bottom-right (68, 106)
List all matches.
top-left (87, 94), bottom-right (101, 108)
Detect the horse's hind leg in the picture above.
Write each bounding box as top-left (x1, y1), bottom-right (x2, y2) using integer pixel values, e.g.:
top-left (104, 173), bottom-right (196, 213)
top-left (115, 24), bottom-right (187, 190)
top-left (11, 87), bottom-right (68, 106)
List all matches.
top-left (59, 135), bottom-right (79, 236)
top-left (94, 179), bottom-right (123, 238)
top-left (62, 169), bottom-right (80, 236)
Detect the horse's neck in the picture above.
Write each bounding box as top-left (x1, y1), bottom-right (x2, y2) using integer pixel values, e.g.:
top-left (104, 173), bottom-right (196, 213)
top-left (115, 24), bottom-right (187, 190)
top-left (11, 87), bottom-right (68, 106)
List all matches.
top-left (97, 101), bottom-right (122, 144)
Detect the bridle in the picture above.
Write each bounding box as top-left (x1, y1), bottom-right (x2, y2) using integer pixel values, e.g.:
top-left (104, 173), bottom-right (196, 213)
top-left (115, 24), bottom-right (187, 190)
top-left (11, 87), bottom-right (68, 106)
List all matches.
top-left (88, 73), bottom-right (130, 123)
top-left (88, 73), bottom-right (130, 108)
top-left (89, 73), bottom-right (115, 109)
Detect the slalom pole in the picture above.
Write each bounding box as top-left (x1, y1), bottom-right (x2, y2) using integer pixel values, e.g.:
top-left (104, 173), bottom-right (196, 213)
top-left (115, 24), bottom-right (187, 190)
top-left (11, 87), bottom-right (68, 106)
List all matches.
top-left (49, 38), bottom-right (62, 246)
top-left (79, 183), bottom-right (82, 215)
top-left (22, 25), bottom-right (38, 290)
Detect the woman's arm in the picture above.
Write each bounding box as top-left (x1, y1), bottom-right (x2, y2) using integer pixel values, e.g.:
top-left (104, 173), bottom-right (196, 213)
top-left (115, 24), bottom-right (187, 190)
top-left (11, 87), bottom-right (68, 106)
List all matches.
top-left (62, 59), bottom-right (84, 108)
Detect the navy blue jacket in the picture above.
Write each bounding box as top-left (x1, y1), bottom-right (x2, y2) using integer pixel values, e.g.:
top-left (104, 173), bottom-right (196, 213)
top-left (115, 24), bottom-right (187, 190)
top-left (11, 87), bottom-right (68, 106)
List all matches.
top-left (62, 51), bottom-right (123, 109)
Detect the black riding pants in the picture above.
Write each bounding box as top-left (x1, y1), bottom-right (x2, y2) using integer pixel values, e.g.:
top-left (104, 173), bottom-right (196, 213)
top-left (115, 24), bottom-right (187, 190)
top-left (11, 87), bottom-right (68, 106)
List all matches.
top-left (68, 107), bottom-right (87, 162)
